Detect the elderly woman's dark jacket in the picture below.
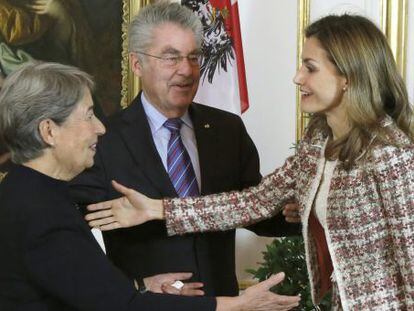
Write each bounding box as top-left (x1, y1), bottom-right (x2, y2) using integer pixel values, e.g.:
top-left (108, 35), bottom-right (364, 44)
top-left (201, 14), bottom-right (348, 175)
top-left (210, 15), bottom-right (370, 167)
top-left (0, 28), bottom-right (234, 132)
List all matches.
top-left (0, 165), bottom-right (215, 311)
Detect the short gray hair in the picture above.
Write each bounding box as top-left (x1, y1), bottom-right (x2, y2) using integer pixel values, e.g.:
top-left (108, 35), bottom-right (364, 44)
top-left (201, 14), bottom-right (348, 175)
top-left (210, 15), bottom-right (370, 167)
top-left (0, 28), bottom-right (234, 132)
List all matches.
top-left (129, 1), bottom-right (203, 57)
top-left (0, 62), bottom-right (94, 164)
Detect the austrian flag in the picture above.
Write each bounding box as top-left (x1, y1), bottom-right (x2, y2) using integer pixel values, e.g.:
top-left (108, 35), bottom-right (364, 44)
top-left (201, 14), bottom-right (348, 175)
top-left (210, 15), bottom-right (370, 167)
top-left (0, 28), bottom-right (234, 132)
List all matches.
top-left (182, 0), bottom-right (249, 115)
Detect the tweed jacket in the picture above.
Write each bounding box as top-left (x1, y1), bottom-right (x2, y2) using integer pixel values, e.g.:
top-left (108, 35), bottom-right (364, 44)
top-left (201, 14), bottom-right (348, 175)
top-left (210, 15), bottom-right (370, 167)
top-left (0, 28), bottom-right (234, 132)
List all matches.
top-left (164, 120), bottom-right (414, 310)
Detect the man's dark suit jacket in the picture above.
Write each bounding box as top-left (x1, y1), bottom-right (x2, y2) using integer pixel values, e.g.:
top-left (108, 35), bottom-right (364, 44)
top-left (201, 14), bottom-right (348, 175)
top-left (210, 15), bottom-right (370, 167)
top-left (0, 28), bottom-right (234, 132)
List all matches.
top-left (70, 94), bottom-right (299, 296)
top-left (0, 165), bottom-right (215, 311)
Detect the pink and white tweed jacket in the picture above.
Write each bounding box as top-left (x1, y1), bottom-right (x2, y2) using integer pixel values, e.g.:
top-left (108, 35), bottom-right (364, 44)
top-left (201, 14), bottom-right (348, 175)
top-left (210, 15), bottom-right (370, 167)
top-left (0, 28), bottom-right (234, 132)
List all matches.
top-left (164, 121), bottom-right (414, 310)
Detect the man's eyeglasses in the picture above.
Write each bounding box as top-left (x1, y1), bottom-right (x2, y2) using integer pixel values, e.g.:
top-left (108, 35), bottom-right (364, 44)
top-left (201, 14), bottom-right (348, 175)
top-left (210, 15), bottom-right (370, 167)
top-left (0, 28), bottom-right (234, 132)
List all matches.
top-left (135, 51), bottom-right (202, 67)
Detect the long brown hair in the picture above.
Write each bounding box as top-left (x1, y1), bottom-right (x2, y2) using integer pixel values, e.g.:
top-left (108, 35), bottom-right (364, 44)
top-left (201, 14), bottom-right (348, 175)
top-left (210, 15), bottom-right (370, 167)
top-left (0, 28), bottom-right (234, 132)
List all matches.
top-left (305, 14), bottom-right (413, 168)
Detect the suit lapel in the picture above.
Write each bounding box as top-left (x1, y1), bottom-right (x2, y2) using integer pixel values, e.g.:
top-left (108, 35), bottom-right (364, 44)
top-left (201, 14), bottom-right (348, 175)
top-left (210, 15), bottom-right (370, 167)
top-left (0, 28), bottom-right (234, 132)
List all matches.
top-left (117, 94), bottom-right (177, 197)
top-left (190, 104), bottom-right (218, 195)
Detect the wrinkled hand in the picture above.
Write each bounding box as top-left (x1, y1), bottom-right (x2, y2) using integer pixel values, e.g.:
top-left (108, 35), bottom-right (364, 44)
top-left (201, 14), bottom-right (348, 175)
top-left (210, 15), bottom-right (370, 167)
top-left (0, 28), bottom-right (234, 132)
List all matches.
top-left (144, 272), bottom-right (204, 296)
top-left (282, 203), bottom-right (301, 223)
top-left (235, 272), bottom-right (300, 310)
top-left (85, 180), bottom-right (163, 231)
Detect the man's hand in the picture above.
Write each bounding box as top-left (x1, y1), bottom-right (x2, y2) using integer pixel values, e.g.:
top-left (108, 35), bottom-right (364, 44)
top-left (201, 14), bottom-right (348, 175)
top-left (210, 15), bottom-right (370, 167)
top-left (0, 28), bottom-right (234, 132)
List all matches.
top-left (143, 272), bottom-right (205, 296)
top-left (216, 272), bottom-right (300, 310)
top-left (282, 203), bottom-right (301, 223)
top-left (85, 180), bottom-right (163, 231)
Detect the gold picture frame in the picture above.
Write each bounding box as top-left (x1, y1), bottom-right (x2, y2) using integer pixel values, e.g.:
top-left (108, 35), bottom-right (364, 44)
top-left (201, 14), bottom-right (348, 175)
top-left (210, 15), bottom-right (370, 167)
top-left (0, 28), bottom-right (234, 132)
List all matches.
top-left (296, 0), bottom-right (310, 142)
top-left (121, 0), bottom-right (153, 109)
top-left (381, 0), bottom-right (408, 80)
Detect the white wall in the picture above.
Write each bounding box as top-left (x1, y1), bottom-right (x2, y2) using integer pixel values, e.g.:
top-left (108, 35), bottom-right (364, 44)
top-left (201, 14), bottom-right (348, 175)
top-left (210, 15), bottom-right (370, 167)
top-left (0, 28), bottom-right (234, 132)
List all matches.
top-left (236, 0), bottom-right (297, 282)
top-left (310, 0), bottom-right (381, 22)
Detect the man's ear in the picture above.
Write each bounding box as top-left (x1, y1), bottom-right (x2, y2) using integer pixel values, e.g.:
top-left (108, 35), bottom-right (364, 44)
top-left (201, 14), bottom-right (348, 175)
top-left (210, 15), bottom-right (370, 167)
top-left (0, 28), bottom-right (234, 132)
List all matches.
top-left (130, 52), bottom-right (143, 77)
top-left (38, 119), bottom-right (59, 147)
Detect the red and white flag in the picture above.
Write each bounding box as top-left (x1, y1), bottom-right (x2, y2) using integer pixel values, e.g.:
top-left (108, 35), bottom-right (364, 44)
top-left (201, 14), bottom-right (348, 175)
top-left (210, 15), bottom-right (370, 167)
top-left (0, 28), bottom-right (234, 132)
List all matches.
top-left (182, 0), bottom-right (249, 115)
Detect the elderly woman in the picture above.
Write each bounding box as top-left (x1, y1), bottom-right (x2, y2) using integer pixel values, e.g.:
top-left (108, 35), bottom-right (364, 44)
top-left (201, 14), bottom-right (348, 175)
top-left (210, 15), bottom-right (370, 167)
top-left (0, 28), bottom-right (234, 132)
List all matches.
top-left (0, 62), bottom-right (300, 310)
top-left (87, 14), bottom-right (414, 310)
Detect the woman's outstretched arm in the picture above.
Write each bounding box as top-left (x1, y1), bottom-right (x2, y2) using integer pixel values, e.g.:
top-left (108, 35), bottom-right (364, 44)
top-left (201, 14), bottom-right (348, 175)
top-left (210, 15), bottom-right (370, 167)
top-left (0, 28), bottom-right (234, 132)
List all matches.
top-left (86, 154), bottom-right (299, 235)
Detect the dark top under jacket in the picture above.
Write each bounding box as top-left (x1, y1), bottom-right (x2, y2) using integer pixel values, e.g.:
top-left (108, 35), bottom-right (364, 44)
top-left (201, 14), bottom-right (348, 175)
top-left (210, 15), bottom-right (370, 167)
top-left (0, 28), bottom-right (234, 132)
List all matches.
top-left (0, 165), bottom-right (215, 311)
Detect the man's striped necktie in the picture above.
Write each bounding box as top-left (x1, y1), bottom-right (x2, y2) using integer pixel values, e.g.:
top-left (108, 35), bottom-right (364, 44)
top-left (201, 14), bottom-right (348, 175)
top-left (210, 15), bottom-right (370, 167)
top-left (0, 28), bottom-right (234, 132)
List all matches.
top-left (164, 118), bottom-right (199, 197)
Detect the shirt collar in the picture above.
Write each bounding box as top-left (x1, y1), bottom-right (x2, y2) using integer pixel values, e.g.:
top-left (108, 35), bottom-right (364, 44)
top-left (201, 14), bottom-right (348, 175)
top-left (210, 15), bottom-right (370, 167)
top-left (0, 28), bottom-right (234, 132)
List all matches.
top-left (141, 92), bottom-right (194, 132)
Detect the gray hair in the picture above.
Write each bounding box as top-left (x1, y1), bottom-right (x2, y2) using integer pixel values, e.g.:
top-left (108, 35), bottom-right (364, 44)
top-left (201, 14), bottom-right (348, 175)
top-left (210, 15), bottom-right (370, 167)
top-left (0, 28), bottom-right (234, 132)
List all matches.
top-left (0, 62), bottom-right (94, 164)
top-left (129, 1), bottom-right (203, 57)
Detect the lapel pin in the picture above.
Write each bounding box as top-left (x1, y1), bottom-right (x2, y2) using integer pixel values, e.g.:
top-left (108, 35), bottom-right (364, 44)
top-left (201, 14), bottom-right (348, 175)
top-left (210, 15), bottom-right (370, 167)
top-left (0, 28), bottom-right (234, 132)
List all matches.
top-left (204, 123), bottom-right (210, 128)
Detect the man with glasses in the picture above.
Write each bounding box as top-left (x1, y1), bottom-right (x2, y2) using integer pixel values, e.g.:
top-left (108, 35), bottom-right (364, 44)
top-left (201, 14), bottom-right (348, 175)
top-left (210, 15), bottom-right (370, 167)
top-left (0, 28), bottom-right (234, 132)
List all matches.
top-left (71, 1), bottom-right (299, 297)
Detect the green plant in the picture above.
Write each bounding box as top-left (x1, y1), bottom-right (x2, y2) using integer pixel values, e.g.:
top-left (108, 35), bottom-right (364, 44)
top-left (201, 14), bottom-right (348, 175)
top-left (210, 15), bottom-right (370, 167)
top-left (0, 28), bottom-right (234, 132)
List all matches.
top-left (246, 236), bottom-right (331, 310)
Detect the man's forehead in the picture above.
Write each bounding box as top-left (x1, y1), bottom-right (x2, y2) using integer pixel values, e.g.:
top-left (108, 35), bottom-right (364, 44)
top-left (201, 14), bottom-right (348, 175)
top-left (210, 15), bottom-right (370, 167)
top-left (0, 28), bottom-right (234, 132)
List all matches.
top-left (157, 45), bottom-right (200, 54)
top-left (150, 23), bottom-right (197, 47)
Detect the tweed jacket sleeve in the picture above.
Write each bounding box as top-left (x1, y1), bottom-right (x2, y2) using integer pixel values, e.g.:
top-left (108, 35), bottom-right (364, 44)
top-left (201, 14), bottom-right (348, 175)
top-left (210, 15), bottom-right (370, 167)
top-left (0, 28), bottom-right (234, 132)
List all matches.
top-left (164, 153), bottom-right (299, 236)
top-left (371, 143), bottom-right (414, 296)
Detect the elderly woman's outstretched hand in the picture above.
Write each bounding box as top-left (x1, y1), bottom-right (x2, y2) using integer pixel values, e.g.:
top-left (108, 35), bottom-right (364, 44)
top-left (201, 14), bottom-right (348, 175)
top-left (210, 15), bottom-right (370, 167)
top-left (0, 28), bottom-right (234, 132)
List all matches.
top-left (216, 272), bottom-right (300, 310)
top-left (85, 180), bottom-right (164, 230)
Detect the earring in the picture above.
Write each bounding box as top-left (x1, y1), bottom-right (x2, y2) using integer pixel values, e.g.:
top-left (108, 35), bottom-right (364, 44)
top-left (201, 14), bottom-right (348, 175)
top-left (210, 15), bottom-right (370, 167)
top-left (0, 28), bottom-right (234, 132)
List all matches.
top-left (343, 86), bottom-right (347, 91)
